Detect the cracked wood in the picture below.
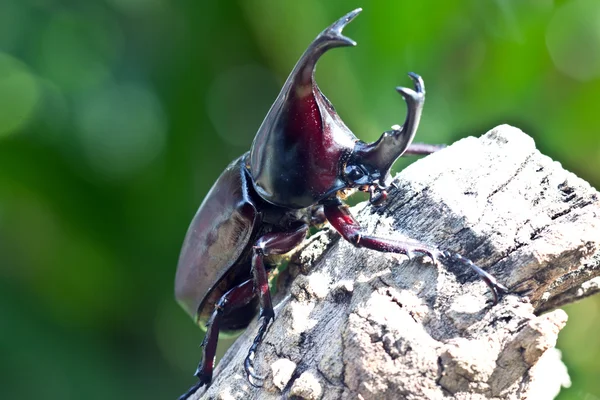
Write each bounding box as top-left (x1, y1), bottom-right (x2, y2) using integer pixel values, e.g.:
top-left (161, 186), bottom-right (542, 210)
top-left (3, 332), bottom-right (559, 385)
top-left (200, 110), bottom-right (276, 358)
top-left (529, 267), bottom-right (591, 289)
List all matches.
top-left (187, 125), bottom-right (600, 400)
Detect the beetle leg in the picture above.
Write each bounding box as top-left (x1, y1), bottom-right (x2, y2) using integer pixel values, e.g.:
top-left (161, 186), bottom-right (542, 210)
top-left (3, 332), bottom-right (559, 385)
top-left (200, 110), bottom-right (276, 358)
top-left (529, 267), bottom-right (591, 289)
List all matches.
top-left (402, 142), bottom-right (445, 156)
top-left (244, 224), bottom-right (309, 385)
top-left (323, 201), bottom-right (508, 304)
top-left (180, 279), bottom-right (256, 400)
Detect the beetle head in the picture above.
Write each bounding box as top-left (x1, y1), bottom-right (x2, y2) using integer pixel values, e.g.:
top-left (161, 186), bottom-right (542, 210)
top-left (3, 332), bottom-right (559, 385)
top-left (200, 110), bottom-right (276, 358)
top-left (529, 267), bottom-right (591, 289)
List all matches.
top-left (343, 73), bottom-right (425, 205)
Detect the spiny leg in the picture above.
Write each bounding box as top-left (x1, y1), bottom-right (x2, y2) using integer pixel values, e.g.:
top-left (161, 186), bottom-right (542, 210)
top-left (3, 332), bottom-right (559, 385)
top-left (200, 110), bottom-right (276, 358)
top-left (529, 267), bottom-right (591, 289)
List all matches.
top-left (179, 279), bottom-right (256, 400)
top-left (244, 224), bottom-right (309, 385)
top-left (323, 200), bottom-right (508, 303)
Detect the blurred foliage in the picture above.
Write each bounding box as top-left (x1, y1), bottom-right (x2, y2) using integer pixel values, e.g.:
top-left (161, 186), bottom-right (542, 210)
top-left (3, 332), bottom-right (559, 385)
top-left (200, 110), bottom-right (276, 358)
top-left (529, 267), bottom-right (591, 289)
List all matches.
top-left (0, 0), bottom-right (599, 399)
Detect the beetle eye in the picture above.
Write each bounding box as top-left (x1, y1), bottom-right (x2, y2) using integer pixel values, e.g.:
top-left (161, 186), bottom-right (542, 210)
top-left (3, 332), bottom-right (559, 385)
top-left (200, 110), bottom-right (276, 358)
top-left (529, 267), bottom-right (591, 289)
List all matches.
top-left (345, 165), bottom-right (365, 183)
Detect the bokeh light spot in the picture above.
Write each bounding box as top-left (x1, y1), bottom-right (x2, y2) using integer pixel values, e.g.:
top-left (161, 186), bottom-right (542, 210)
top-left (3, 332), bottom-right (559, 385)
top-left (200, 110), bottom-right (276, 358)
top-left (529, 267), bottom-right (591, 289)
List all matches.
top-left (76, 83), bottom-right (167, 180)
top-left (37, 12), bottom-right (121, 91)
top-left (546, 0), bottom-right (600, 81)
top-left (106, 0), bottom-right (165, 15)
top-left (0, 1), bottom-right (27, 52)
top-left (206, 65), bottom-right (279, 148)
top-left (0, 53), bottom-right (40, 138)
top-left (33, 79), bottom-right (70, 143)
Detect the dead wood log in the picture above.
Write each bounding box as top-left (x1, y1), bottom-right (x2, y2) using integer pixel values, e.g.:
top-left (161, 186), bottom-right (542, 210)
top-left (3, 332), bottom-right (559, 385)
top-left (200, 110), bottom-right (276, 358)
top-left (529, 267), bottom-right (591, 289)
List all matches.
top-left (190, 125), bottom-right (600, 400)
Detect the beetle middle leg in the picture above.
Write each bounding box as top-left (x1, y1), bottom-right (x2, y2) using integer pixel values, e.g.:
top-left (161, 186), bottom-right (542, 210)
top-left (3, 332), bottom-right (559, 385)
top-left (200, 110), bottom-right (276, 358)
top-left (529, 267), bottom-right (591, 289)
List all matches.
top-left (244, 223), bottom-right (310, 385)
top-left (323, 200), bottom-right (508, 303)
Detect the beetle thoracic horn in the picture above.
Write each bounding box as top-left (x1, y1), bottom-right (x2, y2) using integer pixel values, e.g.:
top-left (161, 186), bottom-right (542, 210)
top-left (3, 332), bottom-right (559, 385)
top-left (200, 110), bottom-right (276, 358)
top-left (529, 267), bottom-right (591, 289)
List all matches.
top-left (353, 73), bottom-right (426, 186)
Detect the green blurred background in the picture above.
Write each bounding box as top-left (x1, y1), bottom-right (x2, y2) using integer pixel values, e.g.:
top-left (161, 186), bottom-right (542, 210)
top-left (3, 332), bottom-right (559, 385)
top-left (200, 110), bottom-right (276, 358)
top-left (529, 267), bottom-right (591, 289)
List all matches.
top-left (1, 0), bottom-right (598, 398)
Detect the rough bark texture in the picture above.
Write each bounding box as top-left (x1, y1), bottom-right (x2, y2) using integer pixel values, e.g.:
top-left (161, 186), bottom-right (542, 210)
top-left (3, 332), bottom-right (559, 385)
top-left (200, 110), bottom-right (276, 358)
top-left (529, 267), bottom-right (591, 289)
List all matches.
top-left (190, 125), bottom-right (600, 400)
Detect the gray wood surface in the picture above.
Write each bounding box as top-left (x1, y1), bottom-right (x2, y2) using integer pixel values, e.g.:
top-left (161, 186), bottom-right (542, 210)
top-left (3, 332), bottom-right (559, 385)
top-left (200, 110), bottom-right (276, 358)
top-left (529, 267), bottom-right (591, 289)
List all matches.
top-left (191, 125), bottom-right (600, 400)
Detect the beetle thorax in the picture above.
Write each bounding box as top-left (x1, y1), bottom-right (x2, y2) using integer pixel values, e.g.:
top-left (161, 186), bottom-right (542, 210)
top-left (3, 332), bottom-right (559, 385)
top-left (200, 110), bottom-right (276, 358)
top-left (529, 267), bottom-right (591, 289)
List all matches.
top-left (249, 84), bottom-right (357, 209)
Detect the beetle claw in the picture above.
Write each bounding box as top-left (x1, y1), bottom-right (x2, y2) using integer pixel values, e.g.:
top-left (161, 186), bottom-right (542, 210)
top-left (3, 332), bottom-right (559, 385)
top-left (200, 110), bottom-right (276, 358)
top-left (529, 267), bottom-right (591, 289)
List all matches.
top-left (179, 372), bottom-right (211, 400)
top-left (402, 246), bottom-right (437, 264)
top-left (405, 249), bottom-right (417, 261)
top-left (439, 250), bottom-right (510, 305)
top-left (244, 351), bottom-right (265, 387)
top-left (243, 313), bottom-right (273, 387)
top-left (424, 251), bottom-right (438, 266)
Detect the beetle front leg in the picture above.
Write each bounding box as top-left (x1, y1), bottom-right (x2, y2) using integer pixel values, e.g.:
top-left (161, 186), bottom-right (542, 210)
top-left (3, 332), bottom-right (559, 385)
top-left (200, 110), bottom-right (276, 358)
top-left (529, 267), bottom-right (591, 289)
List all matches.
top-left (180, 279), bottom-right (256, 400)
top-left (323, 200), bottom-right (508, 303)
top-left (244, 224), bottom-right (309, 385)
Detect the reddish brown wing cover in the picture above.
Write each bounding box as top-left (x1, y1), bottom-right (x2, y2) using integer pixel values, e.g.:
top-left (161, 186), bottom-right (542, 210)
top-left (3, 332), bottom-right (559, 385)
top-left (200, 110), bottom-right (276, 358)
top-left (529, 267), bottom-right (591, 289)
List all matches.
top-left (175, 156), bottom-right (258, 320)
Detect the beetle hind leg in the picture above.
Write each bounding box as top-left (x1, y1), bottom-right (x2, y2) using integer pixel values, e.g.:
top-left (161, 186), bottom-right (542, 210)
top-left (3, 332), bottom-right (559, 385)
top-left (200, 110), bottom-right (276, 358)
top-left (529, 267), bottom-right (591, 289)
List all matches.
top-left (179, 279), bottom-right (255, 400)
top-left (244, 224), bottom-right (309, 386)
top-left (179, 380), bottom-right (208, 400)
top-left (323, 200), bottom-right (508, 304)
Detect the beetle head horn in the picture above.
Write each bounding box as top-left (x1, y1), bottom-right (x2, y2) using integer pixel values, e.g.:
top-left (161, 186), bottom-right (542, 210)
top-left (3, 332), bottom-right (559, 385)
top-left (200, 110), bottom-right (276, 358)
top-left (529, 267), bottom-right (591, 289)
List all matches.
top-left (249, 9), bottom-right (363, 209)
top-left (291, 8), bottom-right (361, 87)
top-left (347, 73), bottom-right (425, 199)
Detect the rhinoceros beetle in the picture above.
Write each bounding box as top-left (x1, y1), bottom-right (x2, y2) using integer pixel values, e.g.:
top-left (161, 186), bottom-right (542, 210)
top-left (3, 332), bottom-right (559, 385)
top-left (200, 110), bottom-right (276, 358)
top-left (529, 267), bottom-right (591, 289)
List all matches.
top-left (175, 8), bottom-right (507, 399)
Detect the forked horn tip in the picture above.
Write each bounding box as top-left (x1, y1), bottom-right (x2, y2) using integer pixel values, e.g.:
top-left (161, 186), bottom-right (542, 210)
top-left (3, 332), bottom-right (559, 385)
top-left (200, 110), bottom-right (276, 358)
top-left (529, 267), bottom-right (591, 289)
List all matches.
top-left (336, 8), bottom-right (362, 29)
top-left (325, 8), bottom-right (362, 46)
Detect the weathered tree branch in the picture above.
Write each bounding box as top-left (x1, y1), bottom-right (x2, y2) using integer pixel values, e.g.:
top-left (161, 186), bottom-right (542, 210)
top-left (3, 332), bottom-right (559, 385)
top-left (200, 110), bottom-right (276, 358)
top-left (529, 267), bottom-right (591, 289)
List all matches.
top-left (191, 125), bottom-right (600, 400)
